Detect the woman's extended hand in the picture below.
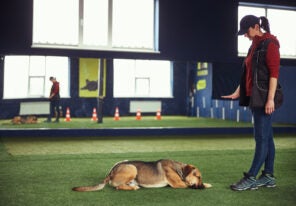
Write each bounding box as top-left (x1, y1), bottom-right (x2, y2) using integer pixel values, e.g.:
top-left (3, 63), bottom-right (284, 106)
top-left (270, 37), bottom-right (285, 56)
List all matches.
top-left (221, 86), bottom-right (240, 99)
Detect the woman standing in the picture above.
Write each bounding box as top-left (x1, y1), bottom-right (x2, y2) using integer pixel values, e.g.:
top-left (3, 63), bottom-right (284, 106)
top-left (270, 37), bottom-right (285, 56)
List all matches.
top-left (222, 15), bottom-right (283, 191)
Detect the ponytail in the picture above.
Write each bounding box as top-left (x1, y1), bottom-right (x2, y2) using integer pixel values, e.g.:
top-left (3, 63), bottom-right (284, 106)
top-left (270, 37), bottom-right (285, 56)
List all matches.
top-left (259, 16), bottom-right (270, 33)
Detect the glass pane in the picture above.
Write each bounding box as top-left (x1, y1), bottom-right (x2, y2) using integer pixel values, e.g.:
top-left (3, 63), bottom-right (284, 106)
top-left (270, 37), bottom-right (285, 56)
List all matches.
top-left (3, 56), bottom-right (70, 99)
top-left (45, 57), bottom-right (70, 98)
top-left (112, 0), bottom-right (154, 49)
top-left (113, 59), bottom-right (135, 97)
top-left (135, 78), bottom-right (150, 96)
top-left (29, 56), bottom-right (46, 76)
top-left (32, 0), bottom-right (157, 52)
top-left (238, 6), bottom-right (265, 55)
top-left (268, 9), bottom-right (296, 57)
top-left (3, 56), bottom-right (29, 99)
top-left (29, 77), bottom-right (44, 96)
top-left (83, 0), bottom-right (109, 46)
top-left (149, 60), bottom-right (172, 97)
top-left (135, 60), bottom-right (152, 77)
top-left (113, 59), bottom-right (172, 98)
top-left (33, 0), bottom-right (79, 45)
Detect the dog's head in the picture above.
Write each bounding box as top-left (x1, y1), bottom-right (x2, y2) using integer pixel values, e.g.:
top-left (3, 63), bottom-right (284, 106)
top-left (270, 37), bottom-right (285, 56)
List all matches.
top-left (183, 164), bottom-right (208, 189)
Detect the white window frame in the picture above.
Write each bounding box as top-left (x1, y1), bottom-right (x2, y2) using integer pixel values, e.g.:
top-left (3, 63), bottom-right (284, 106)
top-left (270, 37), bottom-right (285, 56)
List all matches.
top-left (32, 0), bottom-right (159, 53)
top-left (113, 59), bottom-right (173, 98)
top-left (3, 56), bottom-right (70, 99)
top-left (238, 3), bottom-right (296, 59)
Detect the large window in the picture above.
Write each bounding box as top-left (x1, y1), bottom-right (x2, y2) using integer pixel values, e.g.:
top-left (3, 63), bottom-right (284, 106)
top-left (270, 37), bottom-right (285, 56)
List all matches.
top-left (3, 56), bottom-right (70, 99)
top-left (238, 3), bottom-right (296, 58)
top-left (33, 0), bottom-right (158, 52)
top-left (113, 59), bottom-right (173, 98)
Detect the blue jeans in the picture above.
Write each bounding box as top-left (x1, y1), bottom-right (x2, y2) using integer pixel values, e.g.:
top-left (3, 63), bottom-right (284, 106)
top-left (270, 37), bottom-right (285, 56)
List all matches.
top-left (248, 108), bottom-right (275, 177)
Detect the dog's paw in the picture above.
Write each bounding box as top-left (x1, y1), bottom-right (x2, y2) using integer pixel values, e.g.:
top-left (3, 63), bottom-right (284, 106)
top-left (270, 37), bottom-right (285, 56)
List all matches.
top-left (133, 185), bottom-right (140, 190)
top-left (203, 183), bottom-right (212, 188)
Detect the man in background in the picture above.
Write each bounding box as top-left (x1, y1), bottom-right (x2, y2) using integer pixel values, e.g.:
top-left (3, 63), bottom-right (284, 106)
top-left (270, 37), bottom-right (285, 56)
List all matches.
top-left (46, 76), bottom-right (60, 123)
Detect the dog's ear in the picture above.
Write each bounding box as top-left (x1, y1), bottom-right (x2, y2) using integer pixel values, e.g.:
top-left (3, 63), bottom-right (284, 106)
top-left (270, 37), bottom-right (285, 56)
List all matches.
top-left (182, 164), bottom-right (195, 177)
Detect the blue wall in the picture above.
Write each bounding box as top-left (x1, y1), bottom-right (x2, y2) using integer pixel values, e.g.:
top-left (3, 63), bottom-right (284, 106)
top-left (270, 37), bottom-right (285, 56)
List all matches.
top-left (272, 66), bottom-right (296, 123)
top-left (208, 64), bottom-right (296, 124)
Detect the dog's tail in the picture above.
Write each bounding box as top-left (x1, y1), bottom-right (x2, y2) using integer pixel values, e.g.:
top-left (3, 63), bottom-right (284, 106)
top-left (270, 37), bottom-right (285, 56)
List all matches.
top-left (72, 177), bottom-right (110, 192)
top-left (72, 183), bottom-right (105, 192)
top-left (72, 160), bottom-right (128, 192)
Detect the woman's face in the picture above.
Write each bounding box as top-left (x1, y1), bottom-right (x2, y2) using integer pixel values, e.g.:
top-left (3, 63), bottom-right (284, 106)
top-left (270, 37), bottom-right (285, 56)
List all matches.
top-left (244, 24), bottom-right (260, 40)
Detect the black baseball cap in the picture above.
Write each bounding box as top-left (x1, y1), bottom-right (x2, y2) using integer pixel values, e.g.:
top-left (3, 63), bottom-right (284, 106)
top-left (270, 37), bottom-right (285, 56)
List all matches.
top-left (238, 15), bottom-right (259, 35)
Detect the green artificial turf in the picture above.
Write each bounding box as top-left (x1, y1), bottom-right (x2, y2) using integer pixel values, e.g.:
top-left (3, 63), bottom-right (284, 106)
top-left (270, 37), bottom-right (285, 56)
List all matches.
top-left (0, 116), bottom-right (256, 129)
top-left (2, 135), bottom-right (296, 156)
top-left (0, 135), bottom-right (296, 206)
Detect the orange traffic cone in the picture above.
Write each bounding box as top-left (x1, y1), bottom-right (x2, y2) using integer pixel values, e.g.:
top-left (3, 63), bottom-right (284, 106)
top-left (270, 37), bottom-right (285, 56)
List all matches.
top-left (136, 108), bottom-right (142, 120)
top-left (114, 107), bottom-right (120, 121)
top-left (91, 108), bottom-right (98, 121)
top-left (64, 107), bottom-right (71, 122)
top-left (156, 109), bottom-right (161, 120)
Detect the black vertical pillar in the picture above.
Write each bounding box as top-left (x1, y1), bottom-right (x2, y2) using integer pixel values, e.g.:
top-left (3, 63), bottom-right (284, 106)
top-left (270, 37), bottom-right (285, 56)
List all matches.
top-left (97, 59), bottom-right (105, 123)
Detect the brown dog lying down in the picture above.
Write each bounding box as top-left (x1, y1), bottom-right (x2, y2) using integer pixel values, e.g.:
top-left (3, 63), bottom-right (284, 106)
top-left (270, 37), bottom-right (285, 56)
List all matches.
top-left (72, 159), bottom-right (212, 191)
top-left (11, 116), bottom-right (38, 124)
